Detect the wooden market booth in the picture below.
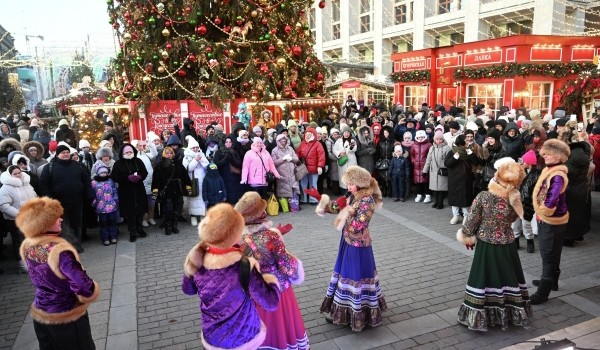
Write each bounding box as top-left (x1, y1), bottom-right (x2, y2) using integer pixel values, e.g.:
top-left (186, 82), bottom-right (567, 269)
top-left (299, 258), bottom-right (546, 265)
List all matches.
top-left (390, 35), bottom-right (600, 120)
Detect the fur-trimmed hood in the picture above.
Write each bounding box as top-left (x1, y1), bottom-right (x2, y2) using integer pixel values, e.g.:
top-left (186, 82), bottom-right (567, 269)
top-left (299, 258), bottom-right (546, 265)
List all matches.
top-left (488, 179), bottom-right (524, 219)
top-left (23, 141), bottom-right (45, 161)
top-left (96, 147), bottom-right (114, 159)
top-left (0, 138), bottom-right (22, 153)
top-left (357, 125), bottom-right (374, 145)
top-left (0, 169), bottom-right (30, 187)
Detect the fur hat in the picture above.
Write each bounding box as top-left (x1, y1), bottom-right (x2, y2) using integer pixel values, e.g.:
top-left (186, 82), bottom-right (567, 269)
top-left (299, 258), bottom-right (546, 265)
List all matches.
top-left (253, 125), bottom-right (262, 133)
top-left (496, 161), bottom-right (525, 188)
top-left (79, 139), bottom-right (90, 149)
top-left (147, 131), bottom-right (160, 143)
top-left (96, 147), bottom-right (114, 159)
top-left (16, 197), bottom-right (64, 238)
top-left (555, 118), bottom-right (567, 127)
top-left (198, 203), bottom-right (245, 249)
top-left (235, 192), bottom-right (268, 224)
top-left (185, 135), bottom-right (199, 149)
top-left (394, 145), bottom-right (403, 152)
top-left (540, 139), bottom-right (570, 164)
top-left (494, 157), bottom-right (516, 170)
top-left (415, 130), bottom-right (427, 139)
top-left (486, 129), bottom-right (501, 142)
top-left (342, 165), bottom-right (372, 188)
top-left (340, 124), bottom-right (352, 135)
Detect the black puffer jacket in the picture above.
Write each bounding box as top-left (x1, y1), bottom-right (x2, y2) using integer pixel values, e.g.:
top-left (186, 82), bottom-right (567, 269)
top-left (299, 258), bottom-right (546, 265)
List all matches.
top-left (500, 122), bottom-right (524, 161)
top-left (519, 167), bottom-right (541, 221)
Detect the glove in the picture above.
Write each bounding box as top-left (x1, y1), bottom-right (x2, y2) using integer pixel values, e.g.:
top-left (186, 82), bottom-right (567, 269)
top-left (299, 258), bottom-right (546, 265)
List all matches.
top-left (465, 244), bottom-right (475, 250)
top-left (151, 189), bottom-right (159, 201)
top-left (276, 223), bottom-right (293, 235)
top-left (324, 165), bottom-right (329, 173)
top-left (317, 167), bottom-right (323, 175)
top-left (466, 149), bottom-right (473, 155)
top-left (453, 153), bottom-right (460, 159)
top-left (128, 174), bottom-right (142, 183)
top-left (282, 154), bottom-right (292, 161)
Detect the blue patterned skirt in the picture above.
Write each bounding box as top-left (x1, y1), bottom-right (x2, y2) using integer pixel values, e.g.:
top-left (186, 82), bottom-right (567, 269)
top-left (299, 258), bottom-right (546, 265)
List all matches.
top-left (320, 235), bottom-right (387, 332)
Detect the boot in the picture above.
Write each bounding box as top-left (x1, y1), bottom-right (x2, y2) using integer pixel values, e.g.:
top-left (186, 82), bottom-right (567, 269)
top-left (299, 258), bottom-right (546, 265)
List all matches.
top-left (172, 218), bottom-right (180, 234)
top-left (164, 221), bottom-right (171, 235)
top-left (527, 239), bottom-right (535, 253)
top-left (304, 187), bottom-right (322, 201)
top-left (129, 233), bottom-right (137, 242)
top-left (530, 278), bottom-right (553, 305)
top-left (533, 269), bottom-right (560, 291)
top-left (515, 236), bottom-right (520, 249)
top-left (436, 192), bottom-right (444, 209)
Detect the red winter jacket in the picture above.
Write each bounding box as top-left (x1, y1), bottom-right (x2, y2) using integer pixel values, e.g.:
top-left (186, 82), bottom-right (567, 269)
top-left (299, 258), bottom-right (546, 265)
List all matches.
top-left (589, 133), bottom-right (600, 177)
top-left (296, 128), bottom-right (326, 174)
top-left (410, 139), bottom-right (431, 183)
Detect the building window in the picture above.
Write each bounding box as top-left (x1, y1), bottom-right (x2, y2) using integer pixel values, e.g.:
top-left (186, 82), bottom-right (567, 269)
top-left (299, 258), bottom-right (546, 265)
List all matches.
top-left (450, 32), bottom-right (464, 44)
top-left (358, 49), bottom-right (373, 62)
top-left (438, 0), bottom-right (460, 14)
top-left (404, 86), bottom-right (428, 112)
top-left (368, 91), bottom-right (389, 105)
top-left (332, 24), bottom-right (341, 39)
top-left (360, 0), bottom-right (371, 13)
top-left (309, 8), bottom-right (316, 29)
top-left (392, 41), bottom-right (413, 53)
top-left (360, 16), bottom-right (371, 33)
top-left (466, 84), bottom-right (503, 116)
top-left (331, 0), bottom-right (340, 40)
top-left (395, 3), bottom-right (407, 24)
top-left (526, 82), bottom-right (552, 114)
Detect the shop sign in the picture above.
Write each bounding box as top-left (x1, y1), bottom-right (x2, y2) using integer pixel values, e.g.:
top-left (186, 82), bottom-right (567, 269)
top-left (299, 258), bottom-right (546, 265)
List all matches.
top-left (571, 47), bottom-right (595, 61)
top-left (401, 58), bottom-right (427, 71)
top-left (342, 81), bottom-right (361, 88)
top-left (530, 47), bottom-right (562, 61)
top-left (146, 100), bottom-right (224, 136)
top-left (436, 55), bottom-right (461, 68)
top-left (464, 50), bottom-right (502, 66)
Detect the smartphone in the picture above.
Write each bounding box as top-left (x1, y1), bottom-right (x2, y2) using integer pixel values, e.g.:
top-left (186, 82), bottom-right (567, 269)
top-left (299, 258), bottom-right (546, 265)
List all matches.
top-left (570, 114), bottom-right (577, 122)
top-left (577, 122), bottom-right (583, 132)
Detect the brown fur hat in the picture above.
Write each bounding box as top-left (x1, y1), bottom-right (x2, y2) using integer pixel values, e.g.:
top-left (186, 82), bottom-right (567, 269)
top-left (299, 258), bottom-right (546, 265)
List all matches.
top-left (342, 165), bottom-right (372, 188)
top-left (198, 203), bottom-right (245, 249)
top-left (234, 191), bottom-right (267, 224)
top-left (540, 139), bottom-right (570, 164)
top-left (16, 197), bottom-right (64, 238)
top-left (495, 162), bottom-right (525, 188)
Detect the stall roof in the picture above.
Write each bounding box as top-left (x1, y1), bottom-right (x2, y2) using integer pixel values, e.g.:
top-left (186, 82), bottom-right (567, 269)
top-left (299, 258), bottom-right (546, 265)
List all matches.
top-left (68, 103), bottom-right (129, 110)
top-left (326, 78), bottom-right (394, 91)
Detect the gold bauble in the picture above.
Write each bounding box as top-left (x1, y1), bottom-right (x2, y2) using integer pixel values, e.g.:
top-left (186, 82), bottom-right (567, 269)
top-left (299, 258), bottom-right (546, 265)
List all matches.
top-left (157, 66), bottom-right (166, 73)
top-left (143, 75), bottom-right (152, 84)
top-left (305, 93), bottom-right (311, 97)
top-left (276, 57), bottom-right (287, 69)
top-left (123, 33), bottom-right (132, 42)
top-left (275, 94), bottom-right (281, 100)
top-left (162, 28), bottom-right (170, 37)
top-left (161, 50), bottom-right (169, 59)
top-left (251, 95), bottom-right (258, 101)
top-left (276, 39), bottom-right (284, 47)
top-left (268, 93), bottom-right (275, 99)
top-left (251, 10), bottom-right (258, 17)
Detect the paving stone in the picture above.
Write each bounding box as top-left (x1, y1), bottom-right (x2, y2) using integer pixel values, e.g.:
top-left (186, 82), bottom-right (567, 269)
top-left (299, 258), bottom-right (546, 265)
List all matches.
top-left (106, 331), bottom-right (137, 350)
top-left (388, 313), bottom-right (451, 340)
top-left (108, 304), bottom-right (137, 335)
top-left (111, 283), bottom-right (137, 307)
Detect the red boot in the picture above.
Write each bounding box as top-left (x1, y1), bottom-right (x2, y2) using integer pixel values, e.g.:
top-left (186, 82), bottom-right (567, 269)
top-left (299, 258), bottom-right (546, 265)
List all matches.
top-left (335, 196), bottom-right (348, 210)
top-left (304, 187), bottom-right (322, 201)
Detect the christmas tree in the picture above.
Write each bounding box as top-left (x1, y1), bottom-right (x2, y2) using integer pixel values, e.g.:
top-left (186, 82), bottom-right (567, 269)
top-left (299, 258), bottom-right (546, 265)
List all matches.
top-left (106, 0), bottom-right (329, 104)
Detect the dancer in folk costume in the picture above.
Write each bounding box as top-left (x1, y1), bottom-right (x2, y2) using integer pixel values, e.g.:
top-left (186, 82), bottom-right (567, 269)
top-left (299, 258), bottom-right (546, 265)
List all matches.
top-left (235, 192), bottom-right (309, 350)
top-left (317, 165), bottom-right (387, 332)
top-left (182, 203), bottom-right (281, 350)
top-left (456, 158), bottom-right (532, 331)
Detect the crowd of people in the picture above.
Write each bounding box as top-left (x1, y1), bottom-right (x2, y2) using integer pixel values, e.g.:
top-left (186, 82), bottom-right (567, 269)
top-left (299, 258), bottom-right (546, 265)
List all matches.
top-left (1, 98), bottom-right (599, 347)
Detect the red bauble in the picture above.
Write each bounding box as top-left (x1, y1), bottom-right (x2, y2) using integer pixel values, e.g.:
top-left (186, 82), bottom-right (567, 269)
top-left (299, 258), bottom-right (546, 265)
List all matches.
top-left (316, 72), bottom-right (324, 81)
top-left (262, 18), bottom-right (268, 25)
top-left (206, 46), bottom-right (213, 53)
top-left (224, 49), bottom-right (230, 56)
top-left (305, 57), bottom-right (312, 65)
top-left (236, 19), bottom-right (243, 25)
top-left (166, 43), bottom-right (173, 50)
top-left (268, 45), bottom-right (275, 53)
top-left (127, 19), bottom-right (133, 26)
top-left (260, 64), bottom-right (269, 73)
top-left (226, 60), bottom-right (233, 68)
top-left (124, 11), bottom-right (131, 18)
top-left (223, 26), bottom-right (231, 33)
top-left (178, 69), bottom-right (186, 77)
top-left (243, 82), bottom-right (249, 88)
top-left (284, 25), bottom-right (292, 34)
top-left (137, 20), bottom-right (144, 26)
top-left (113, 22), bottom-right (120, 29)
top-left (292, 45), bottom-right (302, 56)
top-left (318, 0), bottom-right (326, 8)
top-left (271, 28), bottom-right (277, 35)
top-left (196, 25), bottom-right (207, 35)
top-left (214, 17), bottom-right (222, 25)
top-left (290, 80), bottom-right (297, 88)
top-left (165, 20), bottom-right (171, 27)
top-left (188, 54), bottom-right (196, 62)
top-left (185, 6), bottom-right (191, 13)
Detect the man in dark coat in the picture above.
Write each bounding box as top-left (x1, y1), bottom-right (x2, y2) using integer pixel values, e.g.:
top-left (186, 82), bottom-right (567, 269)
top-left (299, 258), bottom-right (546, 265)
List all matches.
top-left (500, 122), bottom-right (524, 161)
top-left (179, 118), bottom-right (198, 148)
top-left (111, 144), bottom-right (148, 242)
top-left (39, 144), bottom-right (93, 252)
top-left (55, 119), bottom-right (77, 148)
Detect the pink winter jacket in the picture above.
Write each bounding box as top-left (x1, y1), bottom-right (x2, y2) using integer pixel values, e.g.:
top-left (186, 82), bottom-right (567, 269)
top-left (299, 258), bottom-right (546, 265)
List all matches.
top-left (241, 143), bottom-right (280, 186)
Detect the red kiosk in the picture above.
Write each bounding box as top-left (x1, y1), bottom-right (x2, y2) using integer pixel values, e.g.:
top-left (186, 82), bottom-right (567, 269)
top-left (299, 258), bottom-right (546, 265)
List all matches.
top-left (391, 35), bottom-right (600, 117)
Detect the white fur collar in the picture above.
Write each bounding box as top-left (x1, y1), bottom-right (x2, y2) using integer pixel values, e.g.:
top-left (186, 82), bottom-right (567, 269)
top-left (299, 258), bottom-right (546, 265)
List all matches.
top-left (0, 170), bottom-right (30, 186)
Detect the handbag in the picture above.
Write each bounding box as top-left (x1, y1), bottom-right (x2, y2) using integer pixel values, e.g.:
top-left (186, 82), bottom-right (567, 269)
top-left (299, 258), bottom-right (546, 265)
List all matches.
top-left (375, 158), bottom-right (389, 170)
top-left (229, 163), bottom-right (241, 174)
top-left (266, 194), bottom-right (279, 216)
top-left (289, 193), bottom-right (300, 212)
top-left (186, 164), bottom-right (200, 197)
top-left (278, 197), bottom-right (289, 212)
top-left (257, 152), bottom-right (276, 184)
top-left (434, 148), bottom-right (448, 176)
top-left (295, 162), bottom-right (309, 181)
top-left (337, 154), bottom-right (349, 166)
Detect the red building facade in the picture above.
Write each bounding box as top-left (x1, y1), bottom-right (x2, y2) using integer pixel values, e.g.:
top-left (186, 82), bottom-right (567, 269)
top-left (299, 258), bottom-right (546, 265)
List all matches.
top-left (391, 35), bottom-right (600, 116)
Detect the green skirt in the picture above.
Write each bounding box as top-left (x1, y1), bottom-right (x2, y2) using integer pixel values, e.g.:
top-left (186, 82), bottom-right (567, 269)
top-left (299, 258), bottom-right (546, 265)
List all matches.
top-left (457, 239), bottom-right (532, 331)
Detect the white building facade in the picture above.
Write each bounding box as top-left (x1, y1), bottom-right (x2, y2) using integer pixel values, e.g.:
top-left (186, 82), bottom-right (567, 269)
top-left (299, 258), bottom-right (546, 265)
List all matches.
top-left (310, 0), bottom-right (597, 78)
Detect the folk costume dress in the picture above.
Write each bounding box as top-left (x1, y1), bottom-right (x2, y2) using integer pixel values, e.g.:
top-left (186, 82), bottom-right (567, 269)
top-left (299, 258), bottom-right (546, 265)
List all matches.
top-left (456, 169), bottom-right (532, 331)
top-left (319, 187), bottom-right (387, 332)
top-left (243, 222), bottom-right (309, 350)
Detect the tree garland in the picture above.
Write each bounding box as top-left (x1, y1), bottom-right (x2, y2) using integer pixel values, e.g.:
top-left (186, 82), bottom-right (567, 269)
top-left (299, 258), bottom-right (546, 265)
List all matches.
top-left (557, 71), bottom-right (600, 114)
top-left (454, 62), bottom-right (596, 80)
top-left (389, 70), bottom-right (431, 83)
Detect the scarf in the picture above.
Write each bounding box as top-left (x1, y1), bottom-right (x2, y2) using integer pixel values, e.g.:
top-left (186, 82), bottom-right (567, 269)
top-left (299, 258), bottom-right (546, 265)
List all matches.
top-left (451, 145), bottom-right (469, 160)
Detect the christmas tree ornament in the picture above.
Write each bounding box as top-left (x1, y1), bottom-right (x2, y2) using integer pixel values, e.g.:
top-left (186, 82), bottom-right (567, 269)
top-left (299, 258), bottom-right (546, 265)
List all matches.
top-left (148, 16), bottom-right (156, 24)
top-left (188, 54), bottom-right (196, 62)
top-left (318, 0), bottom-right (326, 8)
top-left (292, 45), bottom-right (302, 56)
top-left (123, 32), bottom-right (132, 42)
top-left (165, 20), bottom-right (171, 27)
top-left (251, 10), bottom-right (258, 17)
top-left (157, 66), bottom-right (166, 73)
top-left (284, 25), bottom-right (292, 34)
top-left (262, 18), bottom-right (268, 25)
top-left (178, 69), bottom-right (187, 77)
top-left (189, 19), bottom-right (197, 25)
top-left (137, 20), bottom-right (144, 26)
top-left (161, 50), bottom-right (169, 59)
top-left (143, 76), bottom-right (152, 84)
top-left (260, 64), bottom-right (269, 73)
top-left (196, 25), bottom-right (207, 35)
top-left (162, 28), bottom-right (170, 37)
top-left (156, 2), bottom-right (165, 13)
top-left (166, 43), bottom-right (173, 50)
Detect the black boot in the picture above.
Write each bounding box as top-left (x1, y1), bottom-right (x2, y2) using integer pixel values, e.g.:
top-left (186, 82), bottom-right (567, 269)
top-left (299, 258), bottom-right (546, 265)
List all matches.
top-left (431, 191), bottom-right (439, 208)
top-left (172, 219), bottom-right (180, 234)
top-left (530, 278), bottom-right (553, 305)
top-left (533, 269), bottom-right (560, 291)
top-left (515, 236), bottom-right (520, 249)
top-left (527, 239), bottom-right (534, 253)
top-left (436, 192), bottom-right (444, 209)
top-left (129, 233), bottom-right (137, 242)
top-left (164, 220), bottom-right (171, 235)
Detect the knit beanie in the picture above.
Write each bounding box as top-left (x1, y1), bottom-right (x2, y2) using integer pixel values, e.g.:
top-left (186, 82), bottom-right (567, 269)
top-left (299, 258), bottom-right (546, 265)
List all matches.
top-left (522, 150), bottom-right (537, 166)
top-left (56, 144), bottom-right (70, 155)
top-left (48, 140), bottom-right (58, 152)
top-left (79, 140), bottom-right (91, 149)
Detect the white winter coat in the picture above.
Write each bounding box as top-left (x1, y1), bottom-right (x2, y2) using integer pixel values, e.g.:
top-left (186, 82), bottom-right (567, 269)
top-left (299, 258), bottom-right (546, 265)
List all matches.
top-left (332, 137), bottom-right (358, 189)
top-left (0, 171), bottom-right (38, 220)
top-left (136, 142), bottom-right (158, 194)
top-left (182, 148), bottom-right (209, 216)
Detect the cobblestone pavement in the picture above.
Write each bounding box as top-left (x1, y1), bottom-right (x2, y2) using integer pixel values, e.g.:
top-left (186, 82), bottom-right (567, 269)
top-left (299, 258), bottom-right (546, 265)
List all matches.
top-left (1, 192), bottom-right (599, 350)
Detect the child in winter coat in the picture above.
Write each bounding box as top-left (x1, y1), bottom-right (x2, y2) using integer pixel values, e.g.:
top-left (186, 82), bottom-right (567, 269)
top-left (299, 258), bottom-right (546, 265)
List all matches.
top-left (182, 203), bottom-right (280, 349)
top-left (91, 147), bottom-right (115, 179)
top-left (91, 166), bottom-right (119, 246)
top-left (389, 145), bottom-right (411, 202)
top-left (202, 163), bottom-right (227, 209)
top-left (512, 150), bottom-right (541, 253)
